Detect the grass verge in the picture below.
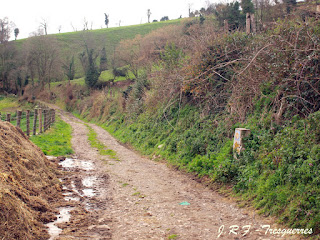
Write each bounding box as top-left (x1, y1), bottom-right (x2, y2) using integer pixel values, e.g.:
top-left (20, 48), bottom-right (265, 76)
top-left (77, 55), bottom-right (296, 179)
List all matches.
top-left (30, 116), bottom-right (73, 156)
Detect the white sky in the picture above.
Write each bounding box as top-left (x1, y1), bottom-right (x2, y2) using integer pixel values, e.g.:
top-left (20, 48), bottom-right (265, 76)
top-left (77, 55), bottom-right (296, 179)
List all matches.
top-left (2, 0), bottom-right (212, 40)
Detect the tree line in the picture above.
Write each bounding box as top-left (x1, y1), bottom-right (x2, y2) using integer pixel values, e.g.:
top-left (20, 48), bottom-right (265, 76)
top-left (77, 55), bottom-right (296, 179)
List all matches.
top-left (0, 19), bottom-right (109, 96)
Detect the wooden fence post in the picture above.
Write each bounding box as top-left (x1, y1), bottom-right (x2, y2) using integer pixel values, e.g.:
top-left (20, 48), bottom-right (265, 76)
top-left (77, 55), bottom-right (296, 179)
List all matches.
top-left (53, 109), bottom-right (55, 123)
top-left (47, 109), bottom-right (50, 130)
top-left (49, 109), bottom-right (53, 128)
top-left (43, 109), bottom-right (47, 132)
top-left (26, 110), bottom-right (30, 136)
top-left (39, 108), bottom-right (43, 133)
top-left (16, 110), bottom-right (22, 128)
top-left (33, 109), bottom-right (38, 135)
top-left (6, 113), bottom-right (11, 122)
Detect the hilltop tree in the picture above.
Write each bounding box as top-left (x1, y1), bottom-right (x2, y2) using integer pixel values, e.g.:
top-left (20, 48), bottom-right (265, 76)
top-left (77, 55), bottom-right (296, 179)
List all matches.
top-left (147, 9), bottom-right (152, 23)
top-left (14, 28), bottom-right (19, 40)
top-left (40, 18), bottom-right (48, 35)
top-left (83, 17), bottom-right (89, 31)
top-left (104, 13), bottom-right (109, 28)
top-left (160, 16), bottom-right (169, 21)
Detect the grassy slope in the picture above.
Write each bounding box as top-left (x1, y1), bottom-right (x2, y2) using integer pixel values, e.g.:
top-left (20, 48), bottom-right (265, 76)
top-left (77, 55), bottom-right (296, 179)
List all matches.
top-left (55, 19), bottom-right (183, 78)
top-left (14, 19), bottom-right (183, 81)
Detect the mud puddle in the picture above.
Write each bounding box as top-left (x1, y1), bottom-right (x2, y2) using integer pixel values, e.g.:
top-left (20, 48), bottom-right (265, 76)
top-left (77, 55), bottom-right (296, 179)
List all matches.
top-left (47, 207), bottom-right (73, 240)
top-left (59, 157), bottom-right (94, 170)
top-left (46, 156), bottom-right (103, 239)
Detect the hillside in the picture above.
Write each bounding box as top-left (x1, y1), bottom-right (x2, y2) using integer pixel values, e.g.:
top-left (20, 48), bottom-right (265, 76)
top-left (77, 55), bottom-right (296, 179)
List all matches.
top-left (14, 19), bottom-right (183, 80)
top-left (64, 12), bottom-right (320, 236)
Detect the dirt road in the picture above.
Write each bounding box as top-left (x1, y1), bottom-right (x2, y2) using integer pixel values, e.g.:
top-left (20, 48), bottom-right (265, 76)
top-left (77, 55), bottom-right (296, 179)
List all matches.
top-left (54, 111), bottom-right (292, 240)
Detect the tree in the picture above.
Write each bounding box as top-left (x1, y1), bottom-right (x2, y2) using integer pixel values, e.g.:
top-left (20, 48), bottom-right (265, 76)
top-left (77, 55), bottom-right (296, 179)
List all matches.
top-left (100, 47), bottom-right (108, 72)
top-left (14, 28), bottom-right (19, 40)
top-left (160, 16), bottom-right (169, 21)
top-left (83, 17), bottom-right (89, 31)
top-left (283, 0), bottom-right (296, 13)
top-left (84, 49), bottom-right (100, 88)
top-left (0, 17), bottom-right (13, 43)
top-left (200, 14), bottom-right (205, 24)
top-left (104, 13), bottom-right (109, 28)
top-left (63, 56), bottom-right (75, 83)
top-left (241, 0), bottom-right (255, 14)
top-left (40, 18), bottom-right (48, 35)
top-left (116, 35), bottom-right (142, 79)
top-left (214, 2), bottom-right (245, 30)
top-left (147, 9), bottom-right (152, 23)
top-left (25, 35), bottom-right (61, 90)
top-left (0, 18), bottom-right (17, 92)
top-left (79, 35), bottom-right (100, 88)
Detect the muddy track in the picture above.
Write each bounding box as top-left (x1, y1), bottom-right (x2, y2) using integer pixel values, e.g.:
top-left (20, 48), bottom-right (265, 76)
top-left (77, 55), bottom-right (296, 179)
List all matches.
top-left (55, 110), bottom-right (294, 240)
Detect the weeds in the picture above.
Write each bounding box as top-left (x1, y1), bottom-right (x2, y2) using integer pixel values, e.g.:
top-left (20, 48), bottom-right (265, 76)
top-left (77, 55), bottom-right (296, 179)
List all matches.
top-left (85, 124), bottom-right (119, 160)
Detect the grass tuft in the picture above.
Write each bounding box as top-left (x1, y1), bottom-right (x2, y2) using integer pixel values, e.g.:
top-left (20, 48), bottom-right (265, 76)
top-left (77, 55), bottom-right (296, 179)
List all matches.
top-left (85, 124), bottom-right (119, 160)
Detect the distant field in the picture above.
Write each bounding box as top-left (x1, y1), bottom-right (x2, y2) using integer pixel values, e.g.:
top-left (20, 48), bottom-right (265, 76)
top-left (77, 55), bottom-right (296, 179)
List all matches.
top-left (14, 19), bottom-right (183, 80)
top-left (57, 19), bottom-right (183, 78)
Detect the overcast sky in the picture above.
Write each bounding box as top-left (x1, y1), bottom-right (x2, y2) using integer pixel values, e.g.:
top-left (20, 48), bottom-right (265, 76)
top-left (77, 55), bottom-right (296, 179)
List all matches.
top-left (2, 0), bottom-right (212, 40)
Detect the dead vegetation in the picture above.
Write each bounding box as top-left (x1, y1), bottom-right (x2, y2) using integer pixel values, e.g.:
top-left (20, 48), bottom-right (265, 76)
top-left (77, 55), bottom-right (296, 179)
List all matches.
top-left (0, 121), bottom-right (63, 239)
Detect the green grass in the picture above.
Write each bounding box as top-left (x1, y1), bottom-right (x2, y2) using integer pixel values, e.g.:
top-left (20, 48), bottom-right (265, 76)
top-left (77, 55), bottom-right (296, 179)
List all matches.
top-left (99, 69), bottom-right (136, 82)
top-left (0, 97), bottom-right (40, 134)
top-left (0, 96), bottom-right (35, 112)
top-left (168, 234), bottom-right (178, 240)
top-left (16, 19), bottom-right (183, 79)
top-left (85, 124), bottom-right (119, 160)
top-left (0, 97), bottom-right (19, 111)
top-left (51, 67), bottom-right (136, 88)
top-left (29, 117), bottom-right (73, 156)
top-left (50, 77), bottom-right (86, 87)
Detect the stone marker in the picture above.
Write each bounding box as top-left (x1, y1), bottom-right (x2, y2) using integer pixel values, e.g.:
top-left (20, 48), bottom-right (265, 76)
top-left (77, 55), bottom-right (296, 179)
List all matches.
top-left (233, 128), bottom-right (251, 154)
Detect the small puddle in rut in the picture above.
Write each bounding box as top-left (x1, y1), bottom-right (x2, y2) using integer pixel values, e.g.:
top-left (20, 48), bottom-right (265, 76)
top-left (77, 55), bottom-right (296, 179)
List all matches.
top-left (46, 157), bottom-right (96, 239)
top-left (47, 207), bottom-right (73, 240)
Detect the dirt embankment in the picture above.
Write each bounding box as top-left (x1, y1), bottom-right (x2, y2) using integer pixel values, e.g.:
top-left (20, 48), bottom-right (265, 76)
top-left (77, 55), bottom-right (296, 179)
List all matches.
top-left (0, 121), bottom-right (63, 239)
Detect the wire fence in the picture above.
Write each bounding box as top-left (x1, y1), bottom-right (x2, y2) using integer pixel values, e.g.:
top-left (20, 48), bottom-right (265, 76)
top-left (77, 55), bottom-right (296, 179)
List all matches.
top-left (0, 105), bottom-right (56, 137)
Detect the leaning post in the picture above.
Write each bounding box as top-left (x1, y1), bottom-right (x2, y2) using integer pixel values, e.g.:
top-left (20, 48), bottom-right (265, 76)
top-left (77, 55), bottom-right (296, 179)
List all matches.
top-left (39, 108), bottom-right (43, 133)
top-left (16, 110), bottom-right (22, 128)
top-left (26, 110), bottom-right (30, 136)
top-left (33, 109), bottom-right (38, 135)
top-left (6, 113), bottom-right (11, 122)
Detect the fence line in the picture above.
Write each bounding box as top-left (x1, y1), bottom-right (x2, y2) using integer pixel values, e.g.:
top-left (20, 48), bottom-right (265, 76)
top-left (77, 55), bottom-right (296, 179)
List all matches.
top-left (0, 107), bottom-right (56, 137)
